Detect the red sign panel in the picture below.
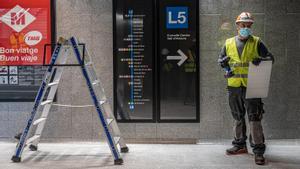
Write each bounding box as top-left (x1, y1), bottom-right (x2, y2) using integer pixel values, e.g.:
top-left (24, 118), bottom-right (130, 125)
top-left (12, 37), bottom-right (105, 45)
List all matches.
top-left (0, 0), bottom-right (52, 65)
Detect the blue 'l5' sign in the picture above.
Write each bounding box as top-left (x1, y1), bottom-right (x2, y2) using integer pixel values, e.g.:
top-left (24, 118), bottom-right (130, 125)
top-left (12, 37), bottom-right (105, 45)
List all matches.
top-left (166, 6), bottom-right (188, 29)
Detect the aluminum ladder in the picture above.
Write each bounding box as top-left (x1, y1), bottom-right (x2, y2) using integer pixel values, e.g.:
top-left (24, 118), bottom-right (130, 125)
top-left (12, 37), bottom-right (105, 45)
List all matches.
top-left (11, 37), bottom-right (128, 165)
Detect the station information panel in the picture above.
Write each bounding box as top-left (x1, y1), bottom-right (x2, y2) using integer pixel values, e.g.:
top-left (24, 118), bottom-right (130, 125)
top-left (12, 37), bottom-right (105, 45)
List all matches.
top-left (114, 0), bottom-right (154, 121)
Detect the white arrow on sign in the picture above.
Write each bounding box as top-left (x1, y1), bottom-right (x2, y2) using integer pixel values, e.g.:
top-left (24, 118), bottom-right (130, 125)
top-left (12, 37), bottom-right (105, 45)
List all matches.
top-left (167, 49), bottom-right (188, 66)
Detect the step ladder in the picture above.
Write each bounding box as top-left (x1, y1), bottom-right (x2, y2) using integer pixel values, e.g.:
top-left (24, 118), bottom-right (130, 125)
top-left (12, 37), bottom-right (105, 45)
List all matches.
top-left (11, 37), bottom-right (128, 165)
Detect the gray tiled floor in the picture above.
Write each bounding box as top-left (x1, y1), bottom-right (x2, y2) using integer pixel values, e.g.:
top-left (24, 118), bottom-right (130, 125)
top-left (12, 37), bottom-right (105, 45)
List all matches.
top-left (0, 140), bottom-right (300, 169)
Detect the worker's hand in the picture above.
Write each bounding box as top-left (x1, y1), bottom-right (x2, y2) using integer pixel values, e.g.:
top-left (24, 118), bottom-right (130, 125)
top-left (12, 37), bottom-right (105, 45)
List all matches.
top-left (218, 56), bottom-right (230, 68)
top-left (224, 70), bottom-right (234, 78)
top-left (252, 58), bottom-right (262, 66)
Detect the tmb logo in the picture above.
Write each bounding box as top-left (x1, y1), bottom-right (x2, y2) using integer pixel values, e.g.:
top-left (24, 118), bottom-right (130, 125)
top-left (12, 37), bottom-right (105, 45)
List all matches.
top-left (1, 5), bottom-right (36, 32)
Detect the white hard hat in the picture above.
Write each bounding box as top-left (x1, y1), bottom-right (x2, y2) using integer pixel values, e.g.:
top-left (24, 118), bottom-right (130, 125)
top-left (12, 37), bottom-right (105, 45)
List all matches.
top-left (235, 12), bottom-right (254, 24)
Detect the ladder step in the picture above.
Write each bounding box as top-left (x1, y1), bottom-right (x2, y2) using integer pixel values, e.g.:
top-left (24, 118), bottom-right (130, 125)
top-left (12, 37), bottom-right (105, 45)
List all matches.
top-left (114, 137), bottom-right (120, 144)
top-left (106, 118), bottom-right (114, 125)
top-left (41, 100), bottom-right (53, 106)
top-left (48, 81), bottom-right (59, 87)
top-left (85, 62), bottom-right (93, 66)
top-left (26, 135), bottom-right (40, 145)
top-left (92, 80), bottom-right (100, 85)
top-left (33, 118), bottom-right (47, 126)
top-left (99, 100), bottom-right (107, 105)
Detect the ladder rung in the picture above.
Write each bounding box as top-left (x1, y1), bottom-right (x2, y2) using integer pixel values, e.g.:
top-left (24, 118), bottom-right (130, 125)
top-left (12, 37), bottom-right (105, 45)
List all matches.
top-left (85, 62), bottom-right (93, 66)
top-left (26, 135), bottom-right (40, 145)
top-left (41, 100), bottom-right (53, 106)
top-left (114, 137), bottom-right (120, 144)
top-left (48, 81), bottom-right (59, 87)
top-left (106, 118), bottom-right (114, 125)
top-left (92, 80), bottom-right (100, 85)
top-left (99, 100), bottom-right (107, 105)
top-left (33, 118), bottom-right (47, 126)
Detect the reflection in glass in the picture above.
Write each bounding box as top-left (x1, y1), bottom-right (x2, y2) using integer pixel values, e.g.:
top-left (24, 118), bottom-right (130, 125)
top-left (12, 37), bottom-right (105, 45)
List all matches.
top-left (159, 0), bottom-right (198, 120)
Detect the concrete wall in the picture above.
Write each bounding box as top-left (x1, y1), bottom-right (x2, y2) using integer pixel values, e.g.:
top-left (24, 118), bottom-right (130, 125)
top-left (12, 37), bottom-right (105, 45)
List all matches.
top-left (1, 0), bottom-right (300, 141)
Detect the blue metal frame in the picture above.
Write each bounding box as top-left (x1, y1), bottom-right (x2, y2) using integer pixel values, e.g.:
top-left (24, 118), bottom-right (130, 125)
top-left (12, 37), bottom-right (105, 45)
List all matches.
top-left (69, 37), bottom-right (120, 160)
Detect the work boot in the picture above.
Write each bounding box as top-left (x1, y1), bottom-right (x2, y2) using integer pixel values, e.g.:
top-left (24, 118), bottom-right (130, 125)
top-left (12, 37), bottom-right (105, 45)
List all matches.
top-left (226, 146), bottom-right (248, 155)
top-left (255, 154), bottom-right (265, 165)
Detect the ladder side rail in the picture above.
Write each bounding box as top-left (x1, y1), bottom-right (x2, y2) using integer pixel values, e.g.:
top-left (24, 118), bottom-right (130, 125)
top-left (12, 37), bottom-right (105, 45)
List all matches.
top-left (84, 64), bottom-right (107, 101)
top-left (91, 82), bottom-right (107, 103)
top-left (30, 46), bottom-right (72, 147)
top-left (83, 49), bottom-right (107, 102)
top-left (86, 60), bottom-right (128, 149)
top-left (81, 43), bottom-right (129, 152)
top-left (12, 42), bottom-right (64, 161)
top-left (100, 102), bottom-right (127, 149)
top-left (70, 37), bottom-right (121, 161)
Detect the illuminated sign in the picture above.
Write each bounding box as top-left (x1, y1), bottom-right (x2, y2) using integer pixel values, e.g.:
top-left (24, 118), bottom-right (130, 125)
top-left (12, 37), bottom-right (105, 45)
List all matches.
top-left (0, 0), bottom-right (52, 66)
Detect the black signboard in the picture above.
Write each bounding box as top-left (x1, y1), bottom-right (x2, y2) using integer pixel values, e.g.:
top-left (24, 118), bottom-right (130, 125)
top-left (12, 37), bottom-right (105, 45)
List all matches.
top-left (113, 0), bottom-right (199, 122)
top-left (113, 0), bottom-right (154, 121)
top-left (158, 0), bottom-right (199, 121)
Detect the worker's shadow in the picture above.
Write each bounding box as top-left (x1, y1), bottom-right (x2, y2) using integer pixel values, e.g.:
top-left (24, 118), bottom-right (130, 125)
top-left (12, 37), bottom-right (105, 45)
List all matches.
top-left (265, 155), bottom-right (300, 167)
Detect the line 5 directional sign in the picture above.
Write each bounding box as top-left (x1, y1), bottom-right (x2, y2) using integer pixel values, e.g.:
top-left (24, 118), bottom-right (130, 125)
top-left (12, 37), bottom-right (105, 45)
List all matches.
top-left (166, 6), bottom-right (188, 29)
top-left (159, 0), bottom-right (199, 122)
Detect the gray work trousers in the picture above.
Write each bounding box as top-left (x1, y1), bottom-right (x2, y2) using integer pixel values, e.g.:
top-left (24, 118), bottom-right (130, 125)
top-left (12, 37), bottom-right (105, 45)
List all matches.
top-left (228, 86), bottom-right (266, 155)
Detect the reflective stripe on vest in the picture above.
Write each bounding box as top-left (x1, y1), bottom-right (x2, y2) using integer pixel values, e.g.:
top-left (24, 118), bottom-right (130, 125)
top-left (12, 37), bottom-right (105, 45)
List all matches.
top-left (231, 74), bottom-right (248, 78)
top-left (184, 62), bottom-right (196, 72)
top-left (225, 36), bottom-right (260, 87)
top-left (229, 63), bottom-right (249, 67)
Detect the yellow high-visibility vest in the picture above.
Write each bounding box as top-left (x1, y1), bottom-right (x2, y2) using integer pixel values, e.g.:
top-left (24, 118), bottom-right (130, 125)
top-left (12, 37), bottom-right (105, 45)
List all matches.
top-left (225, 36), bottom-right (260, 87)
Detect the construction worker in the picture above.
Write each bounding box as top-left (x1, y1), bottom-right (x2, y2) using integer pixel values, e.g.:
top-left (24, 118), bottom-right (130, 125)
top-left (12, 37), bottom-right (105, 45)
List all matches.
top-left (218, 12), bottom-right (274, 165)
top-left (184, 44), bottom-right (196, 105)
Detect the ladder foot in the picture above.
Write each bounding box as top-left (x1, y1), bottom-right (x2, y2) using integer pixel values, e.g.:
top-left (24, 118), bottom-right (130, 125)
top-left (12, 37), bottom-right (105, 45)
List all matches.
top-left (29, 145), bottom-right (38, 151)
top-left (14, 133), bottom-right (22, 140)
top-left (121, 147), bottom-right (129, 153)
top-left (11, 156), bottom-right (21, 162)
top-left (114, 158), bottom-right (123, 165)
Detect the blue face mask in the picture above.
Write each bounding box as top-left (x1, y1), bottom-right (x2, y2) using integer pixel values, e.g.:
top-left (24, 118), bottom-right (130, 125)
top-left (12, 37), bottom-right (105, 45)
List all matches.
top-left (239, 28), bottom-right (252, 38)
